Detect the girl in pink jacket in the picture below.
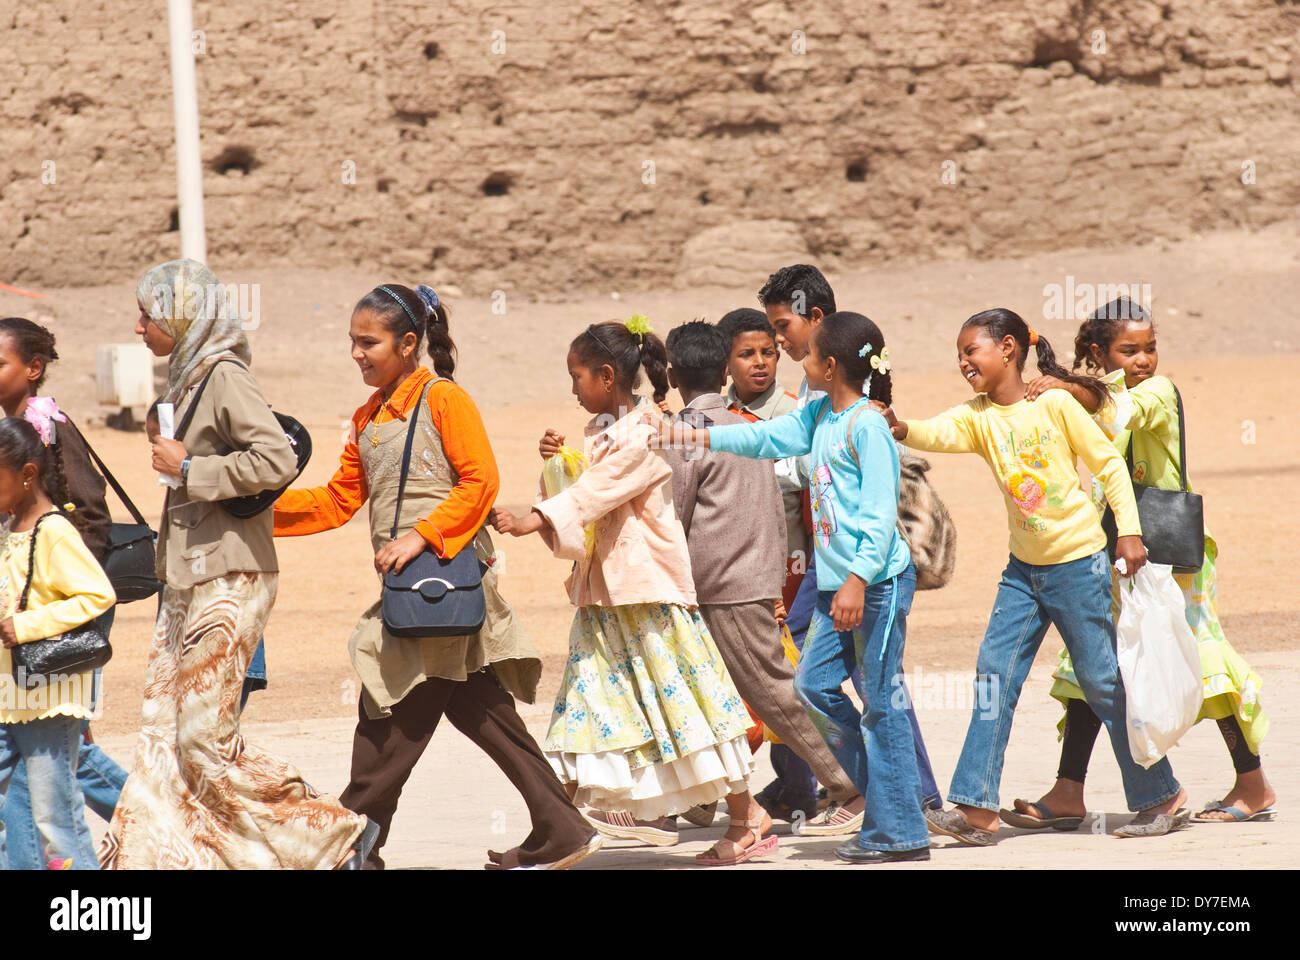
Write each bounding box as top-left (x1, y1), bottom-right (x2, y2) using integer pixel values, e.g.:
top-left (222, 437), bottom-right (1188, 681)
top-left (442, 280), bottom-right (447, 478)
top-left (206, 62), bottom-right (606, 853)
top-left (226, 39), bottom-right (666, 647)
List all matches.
top-left (492, 318), bottom-right (776, 866)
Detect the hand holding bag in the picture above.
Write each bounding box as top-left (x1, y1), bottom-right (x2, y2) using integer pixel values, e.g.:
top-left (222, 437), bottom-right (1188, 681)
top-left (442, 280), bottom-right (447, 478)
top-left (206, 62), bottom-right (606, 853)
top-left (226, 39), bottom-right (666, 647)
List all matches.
top-left (9, 512), bottom-right (113, 690)
top-left (1101, 383), bottom-right (1205, 574)
top-left (380, 383), bottom-right (488, 638)
top-left (1114, 563), bottom-right (1202, 767)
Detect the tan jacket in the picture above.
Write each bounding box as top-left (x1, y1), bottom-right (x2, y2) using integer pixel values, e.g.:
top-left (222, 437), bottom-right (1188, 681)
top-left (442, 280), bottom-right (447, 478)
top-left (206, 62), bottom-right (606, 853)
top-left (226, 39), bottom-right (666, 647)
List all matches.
top-left (158, 360), bottom-right (298, 589)
top-left (534, 400), bottom-right (697, 608)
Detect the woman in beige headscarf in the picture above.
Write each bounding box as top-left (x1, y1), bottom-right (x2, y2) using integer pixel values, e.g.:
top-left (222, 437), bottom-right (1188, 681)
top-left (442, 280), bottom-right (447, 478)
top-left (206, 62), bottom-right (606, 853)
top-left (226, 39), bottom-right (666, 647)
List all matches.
top-left (101, 259), bottom-right (377, 869)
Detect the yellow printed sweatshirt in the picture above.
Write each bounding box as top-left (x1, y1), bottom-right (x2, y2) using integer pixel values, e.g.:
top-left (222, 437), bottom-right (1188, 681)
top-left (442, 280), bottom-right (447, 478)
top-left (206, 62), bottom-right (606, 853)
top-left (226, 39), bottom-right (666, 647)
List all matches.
top-left (903, 390), bottom-right (1141, 566)
top-left (0, 513), bottom-right (116, 723)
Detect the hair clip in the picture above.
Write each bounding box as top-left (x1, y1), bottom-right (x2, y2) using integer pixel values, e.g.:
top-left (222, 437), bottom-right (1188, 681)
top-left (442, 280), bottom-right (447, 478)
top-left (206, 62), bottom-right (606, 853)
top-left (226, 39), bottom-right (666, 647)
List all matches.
top-left (870, 346), bottom-right (890, 374)
top-left (858, 343), bottom-right (873, 358)
top-left (415, 284), bottom-right (440, 312)
top-left (625, 314), bottom-right (652, 339)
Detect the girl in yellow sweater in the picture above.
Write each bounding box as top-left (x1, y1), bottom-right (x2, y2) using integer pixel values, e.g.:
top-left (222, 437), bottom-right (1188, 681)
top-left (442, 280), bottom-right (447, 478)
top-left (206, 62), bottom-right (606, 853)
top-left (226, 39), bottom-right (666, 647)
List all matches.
top-left (878, 308), bottom-right (1188, 844)
top-left (0, 417), bottom-right (115, 869)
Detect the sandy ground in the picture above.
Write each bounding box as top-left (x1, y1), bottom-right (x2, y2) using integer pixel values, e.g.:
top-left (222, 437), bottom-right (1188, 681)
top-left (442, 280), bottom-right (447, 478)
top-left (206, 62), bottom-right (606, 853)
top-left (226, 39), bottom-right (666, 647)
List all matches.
top-left (3, 223), bottom-right (1297, 868)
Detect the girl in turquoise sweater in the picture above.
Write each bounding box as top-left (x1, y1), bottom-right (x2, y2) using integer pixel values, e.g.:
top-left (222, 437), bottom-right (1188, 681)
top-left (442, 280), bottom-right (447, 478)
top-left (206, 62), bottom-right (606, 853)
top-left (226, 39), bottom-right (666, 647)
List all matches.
top-left (657, 311), bottom-right (929, 864)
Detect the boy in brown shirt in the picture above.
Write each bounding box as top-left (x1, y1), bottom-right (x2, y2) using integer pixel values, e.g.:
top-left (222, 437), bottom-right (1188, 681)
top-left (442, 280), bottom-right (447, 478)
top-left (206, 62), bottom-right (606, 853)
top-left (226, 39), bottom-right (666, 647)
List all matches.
top-left (662, 321), bottom-right (860, 826)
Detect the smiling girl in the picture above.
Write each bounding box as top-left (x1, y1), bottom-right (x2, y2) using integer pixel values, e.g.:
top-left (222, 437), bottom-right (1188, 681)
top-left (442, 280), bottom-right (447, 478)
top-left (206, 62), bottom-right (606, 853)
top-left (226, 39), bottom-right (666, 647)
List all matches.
top-left (1011, 298), bottom-right (1273, 826)
top-left (273, 283), bottom-right (599, 870)
top-left (879, 307), bottom-right (1190, 843)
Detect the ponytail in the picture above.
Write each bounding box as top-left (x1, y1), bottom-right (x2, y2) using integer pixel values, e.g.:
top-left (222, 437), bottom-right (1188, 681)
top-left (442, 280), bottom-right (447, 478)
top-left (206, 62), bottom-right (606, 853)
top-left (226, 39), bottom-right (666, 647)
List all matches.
top-left (415, 284), bottom-right (456, 380)
top-left (45, 437), bottom-right (79, 528)
top-left (637, 332), bottom-right (670, 404)
top-left (963, 308), bottom-right (1106, 408)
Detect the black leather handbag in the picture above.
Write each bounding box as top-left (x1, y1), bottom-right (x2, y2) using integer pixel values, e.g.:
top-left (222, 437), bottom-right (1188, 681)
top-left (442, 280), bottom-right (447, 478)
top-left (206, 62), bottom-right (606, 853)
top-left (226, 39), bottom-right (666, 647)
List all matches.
top-left (10, 512), bottom-right (113, 690)
top-left (380, 382), bottom-right (487, 638)
top-left (176, 359), bottom-right (312, 519)
top-left (81, 439), bottom-right (163, 603)
top-left (1101, 383), bottom-right (1205, 574)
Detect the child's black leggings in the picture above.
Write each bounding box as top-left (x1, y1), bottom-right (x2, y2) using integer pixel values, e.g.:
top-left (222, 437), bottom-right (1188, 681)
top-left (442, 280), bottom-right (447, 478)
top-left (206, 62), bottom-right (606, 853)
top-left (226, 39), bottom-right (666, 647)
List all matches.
top-left (1056, 698), bottom-right (1260, 782)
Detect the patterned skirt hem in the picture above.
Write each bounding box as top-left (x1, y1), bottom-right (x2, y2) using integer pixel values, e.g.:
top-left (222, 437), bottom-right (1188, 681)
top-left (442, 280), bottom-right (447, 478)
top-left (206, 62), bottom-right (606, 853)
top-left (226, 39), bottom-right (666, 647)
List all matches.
top-left (546, 734), bottom-right (753, 821)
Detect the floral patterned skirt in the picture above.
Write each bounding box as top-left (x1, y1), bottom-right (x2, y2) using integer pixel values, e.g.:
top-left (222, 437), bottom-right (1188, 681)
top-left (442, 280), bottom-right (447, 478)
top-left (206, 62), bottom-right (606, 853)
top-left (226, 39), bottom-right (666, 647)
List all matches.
top-left (1050, 536), bottom-right (1268, 753)
top-left (543, 603), bottom-right (754, 820)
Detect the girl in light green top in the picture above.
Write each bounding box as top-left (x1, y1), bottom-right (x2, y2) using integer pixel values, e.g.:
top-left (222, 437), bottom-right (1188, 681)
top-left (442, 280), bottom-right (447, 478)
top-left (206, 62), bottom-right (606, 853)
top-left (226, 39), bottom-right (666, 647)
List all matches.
top-left (1010, 298), bottom-right (1273, 827)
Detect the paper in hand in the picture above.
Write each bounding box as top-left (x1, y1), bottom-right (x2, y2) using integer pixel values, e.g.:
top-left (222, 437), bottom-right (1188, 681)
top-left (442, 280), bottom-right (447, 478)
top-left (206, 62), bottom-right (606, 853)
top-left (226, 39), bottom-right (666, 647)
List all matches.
top-left (156, 402), bottom-right (180, 488)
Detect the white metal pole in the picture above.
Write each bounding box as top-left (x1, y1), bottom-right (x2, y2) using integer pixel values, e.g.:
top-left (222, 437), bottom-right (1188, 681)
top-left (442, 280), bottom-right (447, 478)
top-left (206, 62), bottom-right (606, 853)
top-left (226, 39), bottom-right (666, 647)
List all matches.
top-left (167, 0), bottom-right (206, 263)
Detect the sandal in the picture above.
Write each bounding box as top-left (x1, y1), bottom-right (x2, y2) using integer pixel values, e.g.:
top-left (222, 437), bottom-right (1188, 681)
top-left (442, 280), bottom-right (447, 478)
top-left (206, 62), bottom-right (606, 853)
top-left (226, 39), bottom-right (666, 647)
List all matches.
top-left (1115, 807), bottom-right (1191, 838)
top-left (695, 810), bottom-right (777, 866)
top-left (1190, 802), bottom-right (1275, 824)
top-left (485, 832), bottom-right (603, 870)
top-left (925, 808), bottom-right (997, 846)
top-left (999, 800), bottom-right (1085, 831)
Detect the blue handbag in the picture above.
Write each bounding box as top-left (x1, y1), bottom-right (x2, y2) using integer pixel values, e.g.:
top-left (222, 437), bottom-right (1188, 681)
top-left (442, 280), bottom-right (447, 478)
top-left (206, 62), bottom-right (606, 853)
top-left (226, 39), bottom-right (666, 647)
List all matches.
top-left (380, 382), bottom-right (488, 638)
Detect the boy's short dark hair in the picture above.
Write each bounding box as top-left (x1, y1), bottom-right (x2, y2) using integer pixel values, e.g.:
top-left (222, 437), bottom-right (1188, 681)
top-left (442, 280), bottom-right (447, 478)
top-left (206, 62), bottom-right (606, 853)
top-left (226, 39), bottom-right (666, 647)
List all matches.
top-left (716, 308), bottom-right (773, 348)
top-left (666, 321), bottom-right (729, 393)
top-left (757, 264), bottom-right (836, 318)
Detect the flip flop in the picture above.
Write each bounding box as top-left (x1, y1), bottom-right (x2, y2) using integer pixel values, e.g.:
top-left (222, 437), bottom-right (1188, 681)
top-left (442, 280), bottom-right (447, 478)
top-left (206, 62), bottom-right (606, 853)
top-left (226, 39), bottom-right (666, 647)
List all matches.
top-left (925, 808), bottom-right (997, 846)
top-left (999, 800), bottom-right (1085, 832)
top-left (1190, 802), bottom-right (1276, 824)
top-left (1115, 807), bottom-right (1191, 838)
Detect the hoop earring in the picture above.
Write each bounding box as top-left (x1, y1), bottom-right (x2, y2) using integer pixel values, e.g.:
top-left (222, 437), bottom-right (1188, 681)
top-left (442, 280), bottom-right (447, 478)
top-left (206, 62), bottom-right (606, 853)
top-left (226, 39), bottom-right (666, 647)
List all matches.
top-left (824, 371), bottom-right (834, 382)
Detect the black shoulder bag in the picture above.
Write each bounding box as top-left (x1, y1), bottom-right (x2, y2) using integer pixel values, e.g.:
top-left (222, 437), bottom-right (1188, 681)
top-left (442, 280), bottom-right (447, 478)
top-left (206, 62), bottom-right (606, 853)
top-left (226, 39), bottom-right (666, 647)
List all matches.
top-left (80, 440), bottom-right (164, 603)
top-left (1100, 383), bottom-right (1205, 574)
top-left (10, 512), bottom-right (113, 690)
top-left (175, 359), bottom-right (313, 519)
top-left (380, 382), bottom-right (488, 638)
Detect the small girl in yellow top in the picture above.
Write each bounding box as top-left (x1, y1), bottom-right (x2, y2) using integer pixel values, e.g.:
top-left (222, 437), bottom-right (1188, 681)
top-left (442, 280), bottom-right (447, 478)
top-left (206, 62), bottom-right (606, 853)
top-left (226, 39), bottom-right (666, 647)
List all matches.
top-left (878, 307), bottom-right (1189, 844)
top-left (0, 417), bottom-right (115, 870)
top-left (1010, 298), bottom-right (1273, 825)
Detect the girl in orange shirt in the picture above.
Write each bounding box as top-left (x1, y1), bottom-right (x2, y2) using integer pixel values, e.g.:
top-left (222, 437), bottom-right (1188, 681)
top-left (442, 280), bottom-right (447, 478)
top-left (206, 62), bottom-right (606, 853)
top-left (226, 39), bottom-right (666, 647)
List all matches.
top-left (274, 283), bottom-right (599, 870)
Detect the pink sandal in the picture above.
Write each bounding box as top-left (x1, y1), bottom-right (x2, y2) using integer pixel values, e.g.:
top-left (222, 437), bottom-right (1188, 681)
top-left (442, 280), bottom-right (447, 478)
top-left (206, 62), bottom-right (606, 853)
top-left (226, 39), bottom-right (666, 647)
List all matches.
top-left (695, 810), bottom-right (777, 866)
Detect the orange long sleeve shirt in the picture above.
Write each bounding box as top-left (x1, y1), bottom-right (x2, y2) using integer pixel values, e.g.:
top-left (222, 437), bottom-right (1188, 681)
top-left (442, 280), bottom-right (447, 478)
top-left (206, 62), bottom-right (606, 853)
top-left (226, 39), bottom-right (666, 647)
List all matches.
top-left (273, 368), bottom-right (498, 559)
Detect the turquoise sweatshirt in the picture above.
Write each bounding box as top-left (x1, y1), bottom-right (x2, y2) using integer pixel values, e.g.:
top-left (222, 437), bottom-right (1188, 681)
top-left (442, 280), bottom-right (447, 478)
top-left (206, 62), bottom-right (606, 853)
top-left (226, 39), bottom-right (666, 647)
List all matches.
top-left (708, 396), bottom-right (912, 592)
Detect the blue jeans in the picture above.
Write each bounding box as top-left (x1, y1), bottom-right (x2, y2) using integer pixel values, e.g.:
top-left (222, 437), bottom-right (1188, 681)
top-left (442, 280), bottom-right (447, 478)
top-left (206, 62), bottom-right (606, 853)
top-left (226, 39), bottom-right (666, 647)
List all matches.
top-left (239, 636), bottom-right (268, 713)
top-left (794, 565), bottom-right (929, 852)
top-left (948, 551), bottom-right (1181, 812)
top-left (761, 565), bottom-right (821, 809)
top-left (0, 715), bottom-right (100, 870)
top-left (1, 726), bottom-right (128, 870)
top-left (770, 555), bottom-right (942, 811)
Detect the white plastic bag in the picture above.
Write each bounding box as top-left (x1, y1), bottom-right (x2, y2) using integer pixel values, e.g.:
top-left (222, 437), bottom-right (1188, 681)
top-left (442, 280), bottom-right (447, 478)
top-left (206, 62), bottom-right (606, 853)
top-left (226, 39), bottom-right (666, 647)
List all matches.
top-left (1115, 563), bottom-right (1202, 768)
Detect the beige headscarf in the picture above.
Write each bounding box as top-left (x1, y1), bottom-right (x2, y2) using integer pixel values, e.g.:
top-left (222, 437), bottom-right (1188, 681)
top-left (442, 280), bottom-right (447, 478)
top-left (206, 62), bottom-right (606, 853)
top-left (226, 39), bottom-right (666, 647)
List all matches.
top-left (135, 259), bottom-right (252, 405)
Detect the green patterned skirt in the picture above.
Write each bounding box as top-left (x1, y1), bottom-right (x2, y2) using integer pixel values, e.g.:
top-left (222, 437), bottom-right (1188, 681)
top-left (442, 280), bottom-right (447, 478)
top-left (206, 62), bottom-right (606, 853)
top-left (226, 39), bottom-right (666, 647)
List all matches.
top-left (543, 602), bottom-right (754, 820)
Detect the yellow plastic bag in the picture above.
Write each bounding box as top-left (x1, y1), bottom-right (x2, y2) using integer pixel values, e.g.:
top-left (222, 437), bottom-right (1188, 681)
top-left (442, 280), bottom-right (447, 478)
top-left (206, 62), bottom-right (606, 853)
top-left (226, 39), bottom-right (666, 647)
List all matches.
top-left (541, 447), bottom-right (596, 554)
top-left (541, 446), bottom-right (587, 498)
top-left (763, 624), bottom-right (802, 744)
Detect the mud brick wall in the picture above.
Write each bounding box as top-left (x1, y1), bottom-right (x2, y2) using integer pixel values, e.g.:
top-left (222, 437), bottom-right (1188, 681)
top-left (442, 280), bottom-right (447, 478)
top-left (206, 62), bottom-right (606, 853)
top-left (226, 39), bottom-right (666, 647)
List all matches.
top-left (3, 0), bottom-right (1297, 294)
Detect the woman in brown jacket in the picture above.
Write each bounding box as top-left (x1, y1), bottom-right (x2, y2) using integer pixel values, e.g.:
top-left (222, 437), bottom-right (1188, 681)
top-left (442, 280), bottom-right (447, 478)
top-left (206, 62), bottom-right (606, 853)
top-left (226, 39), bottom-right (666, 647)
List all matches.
top-left (101, 259), bottom-right (375, 869)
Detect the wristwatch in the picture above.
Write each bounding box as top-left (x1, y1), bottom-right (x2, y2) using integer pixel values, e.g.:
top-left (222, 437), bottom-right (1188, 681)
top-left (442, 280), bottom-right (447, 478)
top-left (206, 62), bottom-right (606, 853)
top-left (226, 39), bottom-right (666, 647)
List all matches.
top-left (180, 457), bottom-right (192, 483)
